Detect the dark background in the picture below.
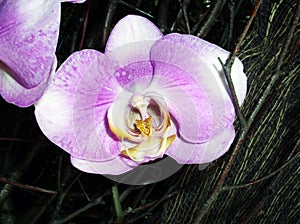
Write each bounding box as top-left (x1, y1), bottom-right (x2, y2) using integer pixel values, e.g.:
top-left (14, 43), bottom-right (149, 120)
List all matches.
top-left (0, 0), bottom-right (299, 223)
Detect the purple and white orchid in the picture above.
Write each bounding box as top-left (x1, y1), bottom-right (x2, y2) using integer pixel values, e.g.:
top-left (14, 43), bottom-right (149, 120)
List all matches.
top-left (0, 0), bottom-right (85, 107)
top-left (35, 15), bottom-right (247, 175)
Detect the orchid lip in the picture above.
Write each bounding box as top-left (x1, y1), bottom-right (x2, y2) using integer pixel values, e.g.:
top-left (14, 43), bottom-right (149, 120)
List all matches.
top-left (107, 93), bottom-right (176, 163)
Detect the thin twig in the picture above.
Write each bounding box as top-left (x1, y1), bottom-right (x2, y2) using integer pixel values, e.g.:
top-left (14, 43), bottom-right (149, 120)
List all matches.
top-left (228, 0), bottom-right (263, 64)
top-left (79, 0), bottom-right (91, 50)
top-left (0, 137), bottom-right (36, 143)
top-left (119, 186), bottom-right (136, 202)
top-left (100, 0), bottom-right (119, 48)
top-left (182, 0), bottom-right (192, 34)
top-left (0, 143), bottom-right (40, 205)
top-left (196, 0), bottom-right (224, 38)
top-left (191, 8), bottom-right (209, 34)
top-left (222, 145), bottom-right (300, 191)
top-left (218, 57), bottom-right (248, 129)
top-left (119, 1), bottom-right (154, 19)
top-left (57, 154), bottom-right (63, 190)
top-left (55, 190), bottom-right (110, 224)
top-left (124, 186), bottom-right (180, 216)
top-left (170, 6), bottom-right (183, 32)
top-left (227, 0), bottom-right (235, 49)
top-left (50, 173), bottom-right (81, 224)
top-left (78, 178), bottom-right (91, 201)
top-left (0, 177), bottom-right (57, 194)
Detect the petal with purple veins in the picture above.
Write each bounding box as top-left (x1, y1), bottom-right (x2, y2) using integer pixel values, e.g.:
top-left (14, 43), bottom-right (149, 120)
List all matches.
top-left (148, 34), bottom-right (246, 164)
top-left (35, 50), bottom-right (122, 161)
top-left (163, 34), bottom-right (247, 107)
top-left (149, 38), bottom-right (231, 143)
top-left (147, 62), bottom-right (213, 143)
top-left (0, 0), bottom-right (60, 88)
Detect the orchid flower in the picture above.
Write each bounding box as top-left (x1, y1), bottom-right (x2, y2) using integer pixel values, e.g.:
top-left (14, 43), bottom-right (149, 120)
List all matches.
top-left (35, 15), bottom-right (247, 176)
top-left (0, 0), bottom-right (85, 107)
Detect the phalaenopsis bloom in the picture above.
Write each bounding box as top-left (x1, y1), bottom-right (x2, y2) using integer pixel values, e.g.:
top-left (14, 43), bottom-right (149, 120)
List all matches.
top-left (35, 15), bottom-right (247, 175)
top-left (0, 0), bottom-right (85, 107)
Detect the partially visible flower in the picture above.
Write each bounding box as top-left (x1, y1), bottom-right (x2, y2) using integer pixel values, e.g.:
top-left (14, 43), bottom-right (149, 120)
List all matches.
top-left (35, 15), bottom-right (247, 175)
top-left (0, 0), bottom-right (85, 107)
top-left (62, 0), bottom-right (86, 2)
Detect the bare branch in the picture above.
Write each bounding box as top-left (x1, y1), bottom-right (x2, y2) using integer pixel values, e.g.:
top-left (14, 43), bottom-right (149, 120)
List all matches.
top-left (0, 176), bottom-right (57, 194)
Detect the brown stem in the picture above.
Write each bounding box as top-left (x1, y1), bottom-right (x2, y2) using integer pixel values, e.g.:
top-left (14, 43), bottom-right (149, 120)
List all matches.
top-left (79, 0), bottom-right (91, 50)
top-left (228, 0), bottom-right (263, 64)
top-left (0, 176), bottom-right (57, 194)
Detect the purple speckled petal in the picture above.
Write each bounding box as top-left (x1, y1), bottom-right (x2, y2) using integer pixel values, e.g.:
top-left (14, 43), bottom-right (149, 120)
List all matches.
top-left (163, 34), bottom-right (247, 110)
top-left (35, 50), bottom-right (122, 161)
top-left (105, 15), bottom-right (163, 91)
top-left (166, 125), bottom-right (235, 164)
top-left (0, 0), bottom-right (60, 88)
top-left (70, 155), bottom-right (138, 175)
top-left (149, 38), bottom-right (233, 143)
top-left (0, 58), bottom-right (56, 107)
top-left (112, 60), bottom-right (154, 92)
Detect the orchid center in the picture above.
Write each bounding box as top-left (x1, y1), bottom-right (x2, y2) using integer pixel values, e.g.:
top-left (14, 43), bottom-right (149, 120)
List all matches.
top-left (107, 94), bottom-right (176, 163)
top-left (136, 117), bottom-right (152, 136)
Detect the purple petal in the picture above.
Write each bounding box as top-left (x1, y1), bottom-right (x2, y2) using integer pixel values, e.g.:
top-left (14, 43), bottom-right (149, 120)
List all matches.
top-left (0, 59), bottom-right (56, 107)
top-left (147, 61), bottom-right (213, 142)
top-left (163, 34), bottom-right (247, 106)
top-left (166, 125), bottom-right (235, 164)
top-left (105, 15), bottom-right (163, 53)
top-left (112, 60), bottom-right (154, 92)
top-left (0, 0), bottom-right (61, 88)
top-left (149, 38), bottom-right (233, 143)
top-left (70, 155), bottom-right (138, 175)
top-left (35, 50), bottom-right (122, 161)
top-left (105, 15), bottom-right (163, 91)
